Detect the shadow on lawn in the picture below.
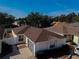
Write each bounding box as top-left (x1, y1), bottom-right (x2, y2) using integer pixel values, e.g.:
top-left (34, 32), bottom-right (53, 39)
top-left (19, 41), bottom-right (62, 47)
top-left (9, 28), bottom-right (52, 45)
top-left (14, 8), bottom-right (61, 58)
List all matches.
top-left (36, 44), bottom-right (71, 59)
top-left (0, 42), bottom-right (20, 59)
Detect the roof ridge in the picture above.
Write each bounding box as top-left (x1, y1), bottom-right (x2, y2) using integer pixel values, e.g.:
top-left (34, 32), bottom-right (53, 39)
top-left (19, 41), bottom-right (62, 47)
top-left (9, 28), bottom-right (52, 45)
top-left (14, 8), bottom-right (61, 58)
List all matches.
top-left (17, 26), bottom-right (30, 34)
top-left (35, 29), bottom-right (44, 42)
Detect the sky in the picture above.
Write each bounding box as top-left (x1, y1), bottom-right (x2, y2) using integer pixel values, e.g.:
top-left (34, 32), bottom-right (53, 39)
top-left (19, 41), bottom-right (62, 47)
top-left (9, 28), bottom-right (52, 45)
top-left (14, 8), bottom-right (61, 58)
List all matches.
top-left (0, 0), bottom-right (79, 18)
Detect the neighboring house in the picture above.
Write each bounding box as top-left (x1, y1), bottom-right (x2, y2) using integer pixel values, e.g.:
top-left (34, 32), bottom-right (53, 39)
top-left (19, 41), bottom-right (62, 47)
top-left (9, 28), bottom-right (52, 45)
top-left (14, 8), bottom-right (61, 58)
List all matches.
top-left (2, 25), bottom-right (67, 56)
top-left (44, 22), bottom-right (71, 41)
top-left (68, 23), bottom-right (79, 45)
top-left (0, 26), bottom-right (4, 54)
top-left (48, 22), bottom-right (79, 45)
top-left (11, 21), bottom-right (19, 28)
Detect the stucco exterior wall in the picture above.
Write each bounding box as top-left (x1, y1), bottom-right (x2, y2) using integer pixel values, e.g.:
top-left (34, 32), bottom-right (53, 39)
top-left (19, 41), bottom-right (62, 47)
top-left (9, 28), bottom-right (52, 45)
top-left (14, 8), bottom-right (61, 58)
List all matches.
top-left (54, 38), bottom-right (66, 48)
top-left (35, 38), bottom-right (66, 52)
top-left (3, 37), bottom-right (18, 45)
top-left (2, 30), bottom-right (28, 45)
top-left (26, 37), bottom-right (35, 56)
top-left (3, 35), bottom-right (28, 45)
top-left (35, 41), bottom-right (49, 52)
top-left (2, 29), bottom-right (19, 45)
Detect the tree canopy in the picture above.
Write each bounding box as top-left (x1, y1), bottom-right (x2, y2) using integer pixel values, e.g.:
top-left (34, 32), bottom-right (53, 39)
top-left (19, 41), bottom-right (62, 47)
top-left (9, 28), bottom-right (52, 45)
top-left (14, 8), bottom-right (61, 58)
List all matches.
top-left (0, 12), bottom-right (79, 28)
top-left (18, 12), bottom-right (53, 28)
top-left (0, 12), bottom-right (15, 28)
top-left (18, 12), bottom-right (79, 28)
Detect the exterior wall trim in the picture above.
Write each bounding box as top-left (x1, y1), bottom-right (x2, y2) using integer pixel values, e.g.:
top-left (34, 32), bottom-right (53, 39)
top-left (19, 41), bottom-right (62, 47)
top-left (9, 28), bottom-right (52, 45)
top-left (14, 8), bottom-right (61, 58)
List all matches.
top-left (25, 35), bottom-right (36, 56)
top-left (51, 31), bottom-right (64, 36)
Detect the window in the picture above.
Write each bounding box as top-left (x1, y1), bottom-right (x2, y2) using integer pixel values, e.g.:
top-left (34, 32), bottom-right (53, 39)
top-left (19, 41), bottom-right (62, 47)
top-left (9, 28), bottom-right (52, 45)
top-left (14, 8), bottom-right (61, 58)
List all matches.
top-left (50, 45), bottom-right (55, 49)
top-left (18, 35), bottom-right (24, 41)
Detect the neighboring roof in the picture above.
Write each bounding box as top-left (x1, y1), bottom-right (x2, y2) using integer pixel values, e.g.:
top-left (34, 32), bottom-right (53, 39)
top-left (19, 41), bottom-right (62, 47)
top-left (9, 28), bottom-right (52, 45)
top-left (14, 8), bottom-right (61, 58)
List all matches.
top-left (44, 22), bottom-right (68, 35)
top-left (45, 22), bottom-right (79, 36)
top-left (67, 23), bottom-right (79, 36)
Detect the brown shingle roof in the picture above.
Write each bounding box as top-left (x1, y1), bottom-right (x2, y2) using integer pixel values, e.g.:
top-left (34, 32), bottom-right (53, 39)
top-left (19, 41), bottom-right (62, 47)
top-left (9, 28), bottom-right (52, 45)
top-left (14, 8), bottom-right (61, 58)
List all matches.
top-left (36, 30), bottom-right (64, 42)
top-left (44, 22), bottom-right (68, 35)
top-left (13, 25), bottom-right (28, 34)
top-left (66, 23), bottom-right (79, 36)
top-left (24, 27), bottom-right (64, 42)
top-left (24, 27), bottom-right (43, 42)
top-left (45, 22), bottom-right (79, 36)
top-left (46, 22), bottom-right (74, 35)
top-left (13, 25), bottom-right (64, 43)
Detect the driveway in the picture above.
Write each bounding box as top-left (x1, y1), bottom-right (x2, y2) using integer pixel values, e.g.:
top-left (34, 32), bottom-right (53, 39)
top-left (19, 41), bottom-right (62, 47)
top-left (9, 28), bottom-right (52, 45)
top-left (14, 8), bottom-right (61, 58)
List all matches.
top-left (72, 55), bottom-right (79, 59)
top-left (1, 45), bottom-right (34, 59)
top-left (10, 47), bottom-right (33, 59)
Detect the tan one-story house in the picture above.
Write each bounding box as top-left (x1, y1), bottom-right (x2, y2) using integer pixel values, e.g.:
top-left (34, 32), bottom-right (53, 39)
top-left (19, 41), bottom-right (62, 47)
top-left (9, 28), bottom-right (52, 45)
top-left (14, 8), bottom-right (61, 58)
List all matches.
top-left (2, 22), bottom-right (79, 56)
top-left (2, 25), bottom-right (67, 56)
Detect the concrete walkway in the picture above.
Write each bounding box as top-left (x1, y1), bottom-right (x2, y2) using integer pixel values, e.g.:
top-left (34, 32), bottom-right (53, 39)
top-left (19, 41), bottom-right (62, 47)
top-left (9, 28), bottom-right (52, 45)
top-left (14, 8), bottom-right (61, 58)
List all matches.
top-left (1, 46), bottom-right (33, 59)
top-left (10, 47), bottom-right (33, 59)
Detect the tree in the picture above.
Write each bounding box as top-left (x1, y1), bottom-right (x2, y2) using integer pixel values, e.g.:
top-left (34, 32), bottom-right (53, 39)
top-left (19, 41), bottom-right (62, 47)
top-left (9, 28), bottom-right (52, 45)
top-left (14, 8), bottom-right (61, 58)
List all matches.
top-left (58, 15), bottom-right (66, 22)
top-left (18, 18), bottom-right (26, 26)
top-left (24, 12), bottom-right (53, 28)
top-left (0, 12), bottom-right (15, 28)
top-left (73, 16), bottom-right (79, 22)
top-left (53, 12), bottom-right (77, 23)
top-left (65, 12), bottom-right (77, 23)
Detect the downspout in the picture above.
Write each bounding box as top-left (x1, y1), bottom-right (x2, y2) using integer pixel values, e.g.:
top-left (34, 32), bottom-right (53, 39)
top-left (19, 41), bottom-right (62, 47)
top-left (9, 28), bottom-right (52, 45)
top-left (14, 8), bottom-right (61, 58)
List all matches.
top-left (33, 43), bottom-right (35, 56)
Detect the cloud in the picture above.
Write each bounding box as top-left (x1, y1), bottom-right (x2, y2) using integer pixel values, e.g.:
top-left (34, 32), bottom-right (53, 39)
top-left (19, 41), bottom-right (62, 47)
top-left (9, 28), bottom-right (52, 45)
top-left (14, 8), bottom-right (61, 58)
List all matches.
top-left (0, 5), bottom-right (26, 18)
